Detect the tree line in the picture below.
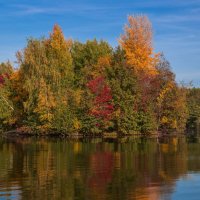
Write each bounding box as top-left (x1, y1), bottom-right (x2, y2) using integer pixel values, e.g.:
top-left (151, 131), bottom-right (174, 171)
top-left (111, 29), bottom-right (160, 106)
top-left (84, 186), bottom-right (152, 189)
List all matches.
top-left (0, 15), bottom-right (196, 135)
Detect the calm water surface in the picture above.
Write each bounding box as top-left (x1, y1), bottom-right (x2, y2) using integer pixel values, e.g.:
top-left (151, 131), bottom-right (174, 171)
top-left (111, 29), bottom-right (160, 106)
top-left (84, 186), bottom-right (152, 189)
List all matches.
top-left (0, 136), bottom-right (200, 200)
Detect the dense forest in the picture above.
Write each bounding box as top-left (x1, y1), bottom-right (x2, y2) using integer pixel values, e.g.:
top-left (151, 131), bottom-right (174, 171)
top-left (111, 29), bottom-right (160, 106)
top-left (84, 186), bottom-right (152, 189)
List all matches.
top-left (0, 15), bottom-right (199, 135)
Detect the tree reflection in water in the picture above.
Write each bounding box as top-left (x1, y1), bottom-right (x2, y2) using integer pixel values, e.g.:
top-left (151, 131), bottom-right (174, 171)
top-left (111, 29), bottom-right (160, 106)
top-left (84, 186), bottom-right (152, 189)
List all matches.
top-left (0, 136), bottom-right (199, 200)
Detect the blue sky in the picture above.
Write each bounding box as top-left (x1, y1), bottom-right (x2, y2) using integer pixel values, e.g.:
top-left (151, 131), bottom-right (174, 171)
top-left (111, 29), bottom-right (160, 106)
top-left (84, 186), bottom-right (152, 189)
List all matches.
top-left (0, 0), bottom-right (200, 86)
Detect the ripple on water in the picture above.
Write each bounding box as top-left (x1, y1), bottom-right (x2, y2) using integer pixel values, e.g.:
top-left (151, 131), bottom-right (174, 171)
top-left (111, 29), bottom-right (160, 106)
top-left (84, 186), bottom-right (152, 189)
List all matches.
top-left (0, 186), bottom-right (21, 200)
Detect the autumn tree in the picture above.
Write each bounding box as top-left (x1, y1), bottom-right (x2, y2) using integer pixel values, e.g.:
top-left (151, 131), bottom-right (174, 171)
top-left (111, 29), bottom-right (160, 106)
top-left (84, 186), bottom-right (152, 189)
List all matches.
top-left (80, 76), bottom-right (114, 134)
top-left (154, 55), bottom-right (188, 132)
top-left (17, 25), bottom-right (75, 133)
top-left (104, 47), bottom-right (139, 134)
top-left (33, 78), bottom-right (56, 132)
top-left (87, 77), bottom-right (114, 119)
top-left (0, 19), bottom-right (190, 135)
top-left (72, 39), bottom-right (112, 85)
top-left (71, 39), bottom-right (113, 134)
top-left (46, 24), bottom-right (73, 87)
top-left (8, 70), bottom-right (28, 128)
top-left (45, 24), bottom-right (75, 133)
top-left (0, 62), bottom-right (14, 130)
top-left (186, 88), bottom-right (200, 132)
top-left (120, 15), bottom-right (158, 75)
top-left (118, 15), bottom-right (161, 133)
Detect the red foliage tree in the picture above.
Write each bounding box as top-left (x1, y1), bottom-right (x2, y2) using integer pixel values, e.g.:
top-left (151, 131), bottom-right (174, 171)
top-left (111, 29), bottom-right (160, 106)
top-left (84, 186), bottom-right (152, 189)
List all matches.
top-left (0, 75), bottom-right (4, 85)
top-left (87, 76), bottom-right (114, 122)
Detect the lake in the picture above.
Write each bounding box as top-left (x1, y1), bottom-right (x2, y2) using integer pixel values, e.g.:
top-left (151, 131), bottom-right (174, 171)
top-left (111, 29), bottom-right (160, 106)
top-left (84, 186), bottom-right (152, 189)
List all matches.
top-left (0, 136), bottom-right (200, 200)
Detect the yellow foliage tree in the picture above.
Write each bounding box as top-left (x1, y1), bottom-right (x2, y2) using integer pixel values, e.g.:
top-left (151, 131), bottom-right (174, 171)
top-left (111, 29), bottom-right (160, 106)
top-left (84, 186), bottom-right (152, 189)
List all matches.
top-left (119, 15), bottom-right (158, 75)
top-left (157, 81), bottom-right (174, 107)
top-left (34, 78), bottom-right (56, 132)
top-left (90, 55), bottom-right (111, 78)
top-left (47, 24), bottom-right (73, 87)
top-left (49, 24), bottom-right (72, 53)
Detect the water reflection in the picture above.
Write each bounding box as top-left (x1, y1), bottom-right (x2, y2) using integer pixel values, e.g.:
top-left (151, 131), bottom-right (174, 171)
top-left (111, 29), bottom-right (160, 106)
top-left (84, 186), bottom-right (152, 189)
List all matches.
top-left (0, 137), bottom-right (200, 200)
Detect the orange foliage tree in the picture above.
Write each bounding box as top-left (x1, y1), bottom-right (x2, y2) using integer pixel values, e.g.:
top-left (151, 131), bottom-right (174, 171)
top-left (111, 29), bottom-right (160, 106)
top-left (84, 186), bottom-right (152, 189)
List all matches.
top-left (119, 15), bottom-right (158, 75)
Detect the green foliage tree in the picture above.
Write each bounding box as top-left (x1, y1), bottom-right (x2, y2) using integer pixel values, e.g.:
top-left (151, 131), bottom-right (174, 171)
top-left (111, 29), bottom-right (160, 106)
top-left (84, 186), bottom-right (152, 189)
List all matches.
top-left (0, 62), bottom-right (14, 131)
top-left (186, 88), bottom-right (200, 132)
top-left (106, 47), bottom-right (140, 134)
top-left (72, 39), bottom-right (112, 85)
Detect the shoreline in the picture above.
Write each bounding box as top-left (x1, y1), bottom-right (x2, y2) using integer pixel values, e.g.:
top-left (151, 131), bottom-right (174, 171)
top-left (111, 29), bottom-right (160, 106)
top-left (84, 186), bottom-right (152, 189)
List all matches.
top-left (1, 130), bottom-right (185, 140)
